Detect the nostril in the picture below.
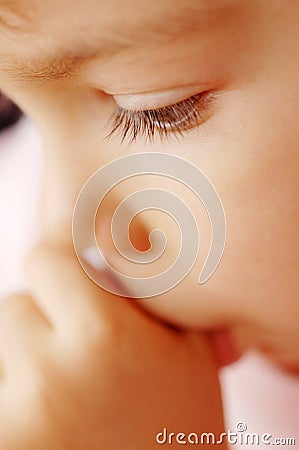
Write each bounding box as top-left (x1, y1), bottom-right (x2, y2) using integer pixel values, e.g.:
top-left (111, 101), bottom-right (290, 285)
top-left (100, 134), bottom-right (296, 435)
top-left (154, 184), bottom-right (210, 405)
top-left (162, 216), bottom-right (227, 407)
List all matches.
top-left (0, 92), bottom-right (23, 132)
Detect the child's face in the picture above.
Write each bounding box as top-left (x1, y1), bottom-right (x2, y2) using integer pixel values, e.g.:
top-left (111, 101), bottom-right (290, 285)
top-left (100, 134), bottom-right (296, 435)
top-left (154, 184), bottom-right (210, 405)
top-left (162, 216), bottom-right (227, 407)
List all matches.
top-left (0, 0), bottom-right (298, 369)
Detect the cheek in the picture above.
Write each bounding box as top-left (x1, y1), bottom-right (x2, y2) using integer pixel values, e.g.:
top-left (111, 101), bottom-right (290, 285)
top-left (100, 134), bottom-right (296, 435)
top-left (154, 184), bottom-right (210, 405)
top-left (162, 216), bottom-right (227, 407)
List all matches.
top-left (138, 88), bottom-right (299, 333)
top-left (11, 77), bottom-right (296, 337)
top-left (220, 88), bottom-right (299, 319)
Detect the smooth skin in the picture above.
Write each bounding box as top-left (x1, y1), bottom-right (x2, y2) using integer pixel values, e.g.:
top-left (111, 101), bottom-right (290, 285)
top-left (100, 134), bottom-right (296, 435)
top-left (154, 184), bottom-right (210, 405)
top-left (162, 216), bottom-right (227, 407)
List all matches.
top-left (0, 0), bottom-right (298, 448)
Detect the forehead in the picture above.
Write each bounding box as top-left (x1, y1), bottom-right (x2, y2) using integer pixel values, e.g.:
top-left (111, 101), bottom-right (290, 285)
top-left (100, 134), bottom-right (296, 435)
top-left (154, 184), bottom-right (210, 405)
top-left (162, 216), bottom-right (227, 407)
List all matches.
top-left (0, 0), bottom-right (241, 41)
top-left (0, 0), bottom-right (248, 88)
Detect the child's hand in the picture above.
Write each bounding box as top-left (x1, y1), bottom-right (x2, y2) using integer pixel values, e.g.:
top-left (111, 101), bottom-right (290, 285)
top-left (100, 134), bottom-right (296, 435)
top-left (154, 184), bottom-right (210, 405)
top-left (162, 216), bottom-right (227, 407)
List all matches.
top-left (0, 244), bottom-right (225, 450)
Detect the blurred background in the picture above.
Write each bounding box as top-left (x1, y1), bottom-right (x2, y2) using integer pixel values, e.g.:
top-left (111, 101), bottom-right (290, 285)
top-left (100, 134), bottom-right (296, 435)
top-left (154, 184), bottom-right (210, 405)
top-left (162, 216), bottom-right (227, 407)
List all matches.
top-left (0, 92), bottom-right (298, 448)
top-left (0, 92), bottom-right (23, 133)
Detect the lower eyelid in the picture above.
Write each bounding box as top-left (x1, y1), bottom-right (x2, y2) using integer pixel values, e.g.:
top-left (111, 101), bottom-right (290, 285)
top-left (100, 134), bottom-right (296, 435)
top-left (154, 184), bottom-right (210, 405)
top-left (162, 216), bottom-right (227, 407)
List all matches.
top-left (156, 92), bottom-right (215, 128)
top-left (161, 101), bottom-right (205, 128)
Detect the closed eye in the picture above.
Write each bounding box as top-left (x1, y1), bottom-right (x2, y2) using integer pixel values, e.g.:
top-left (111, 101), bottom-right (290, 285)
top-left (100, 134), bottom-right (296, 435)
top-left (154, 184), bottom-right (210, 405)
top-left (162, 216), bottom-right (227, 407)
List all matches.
top-left (106, 91), bottom-right (215, 144)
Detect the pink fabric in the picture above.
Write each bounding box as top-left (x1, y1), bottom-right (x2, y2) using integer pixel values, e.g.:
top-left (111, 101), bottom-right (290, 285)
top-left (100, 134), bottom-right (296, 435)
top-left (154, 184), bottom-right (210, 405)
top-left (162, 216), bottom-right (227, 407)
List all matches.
top-left (0, 119), bottom-right (298, 448)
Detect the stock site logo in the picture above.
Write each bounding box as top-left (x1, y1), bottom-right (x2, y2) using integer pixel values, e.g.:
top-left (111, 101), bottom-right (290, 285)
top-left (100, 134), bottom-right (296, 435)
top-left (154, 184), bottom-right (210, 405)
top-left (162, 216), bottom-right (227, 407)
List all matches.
top-left (72, 153), bottom-right (226, 298)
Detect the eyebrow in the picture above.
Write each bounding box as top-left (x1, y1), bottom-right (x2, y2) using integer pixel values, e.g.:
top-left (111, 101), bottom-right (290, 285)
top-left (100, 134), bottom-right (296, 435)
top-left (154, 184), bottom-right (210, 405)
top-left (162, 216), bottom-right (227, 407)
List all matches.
top-left (1, 1), bottom-right (240, 85)
top-left (4, 55), bottom-right (84, 84)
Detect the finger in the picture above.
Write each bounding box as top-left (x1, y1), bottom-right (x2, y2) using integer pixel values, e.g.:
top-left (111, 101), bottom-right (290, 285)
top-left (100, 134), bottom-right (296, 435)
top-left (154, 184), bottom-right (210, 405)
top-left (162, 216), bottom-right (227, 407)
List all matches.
top-left (25, 243), bottom-right (139, 332)
top-left (0, 293), bottom-right (51, 373)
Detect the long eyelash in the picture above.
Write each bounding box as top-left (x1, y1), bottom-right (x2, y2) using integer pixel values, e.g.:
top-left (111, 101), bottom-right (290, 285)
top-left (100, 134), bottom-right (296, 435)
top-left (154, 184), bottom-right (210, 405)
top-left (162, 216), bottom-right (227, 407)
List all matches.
top-left (106, 92), bottom-right (213, 144)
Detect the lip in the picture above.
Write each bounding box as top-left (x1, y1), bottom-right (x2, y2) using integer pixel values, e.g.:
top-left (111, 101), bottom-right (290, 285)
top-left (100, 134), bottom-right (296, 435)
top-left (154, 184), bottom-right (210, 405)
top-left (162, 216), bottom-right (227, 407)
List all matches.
top-left (209, 328), bottom-right (241, 368)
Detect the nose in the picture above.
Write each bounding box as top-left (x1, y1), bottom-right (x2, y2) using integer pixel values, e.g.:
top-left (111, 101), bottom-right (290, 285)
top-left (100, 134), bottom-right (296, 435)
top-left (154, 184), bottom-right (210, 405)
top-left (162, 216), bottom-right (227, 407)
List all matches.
top-left (33, 85), bottom-right (117, 246)
top-left (40, 146), bottom-right (95, 246)
top-left (39, 136), bottom-right (149, 250)
top-left (39, 161), bottom-right (113, 248)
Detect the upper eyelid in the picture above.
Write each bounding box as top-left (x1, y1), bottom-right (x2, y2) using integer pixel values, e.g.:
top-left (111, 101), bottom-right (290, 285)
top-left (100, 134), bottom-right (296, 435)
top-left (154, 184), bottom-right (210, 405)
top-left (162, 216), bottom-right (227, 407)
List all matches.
top-left (115, 91), bottom-right (210, 114)
top-left (113, 85), bottom-right (207, 111)
top-left (107, 92), bottom-right (214, 143)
